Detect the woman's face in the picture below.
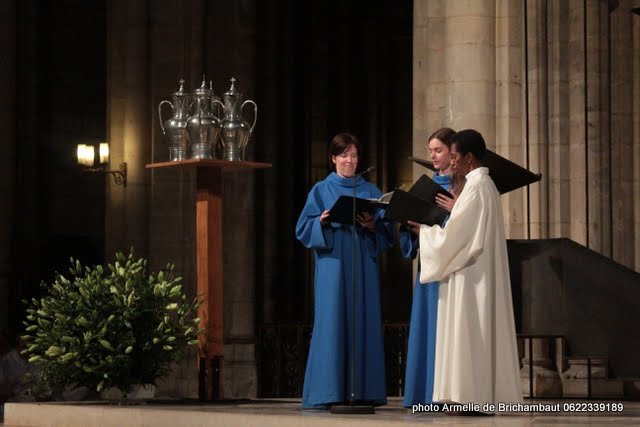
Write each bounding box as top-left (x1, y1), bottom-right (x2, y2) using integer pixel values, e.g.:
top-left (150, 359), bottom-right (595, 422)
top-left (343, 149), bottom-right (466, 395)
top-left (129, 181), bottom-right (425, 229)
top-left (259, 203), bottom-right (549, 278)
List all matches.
top-left (332, 144), bottom-right (359, 178)
top-left (450, 143), bottom-right (470, 176)
top-left (428, 138), bottom-right (452, 172)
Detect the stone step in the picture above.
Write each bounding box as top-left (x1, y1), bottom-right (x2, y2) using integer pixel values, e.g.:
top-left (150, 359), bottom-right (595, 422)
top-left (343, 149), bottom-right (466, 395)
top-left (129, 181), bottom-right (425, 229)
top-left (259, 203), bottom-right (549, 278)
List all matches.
top-left (562, 378), bottom-right (624, 399)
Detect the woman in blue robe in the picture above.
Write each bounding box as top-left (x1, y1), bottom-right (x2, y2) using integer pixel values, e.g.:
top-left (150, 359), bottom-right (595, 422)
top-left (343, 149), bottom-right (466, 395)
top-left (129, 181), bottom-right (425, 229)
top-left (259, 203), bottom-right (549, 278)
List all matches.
top-left (401, 128), bottom-right (458, 407)
top-left (296, 132), bottom-right (395, 409)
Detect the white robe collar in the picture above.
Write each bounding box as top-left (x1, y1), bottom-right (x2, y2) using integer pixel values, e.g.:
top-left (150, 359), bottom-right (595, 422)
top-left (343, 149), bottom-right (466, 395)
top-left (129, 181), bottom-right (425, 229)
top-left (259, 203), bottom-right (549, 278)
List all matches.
top-left (465, 166), bottom-right (489, 181)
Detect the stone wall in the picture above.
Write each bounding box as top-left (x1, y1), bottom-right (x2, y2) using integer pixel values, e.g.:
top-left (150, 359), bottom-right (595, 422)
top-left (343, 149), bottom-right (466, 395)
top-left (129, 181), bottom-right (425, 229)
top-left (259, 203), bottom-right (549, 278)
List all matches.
top-left (1, 0), bottom-right (107, 340)
top-left (106, 0), bottom-right (259, 398)
top-left (413, 0), bottom-right (640, 271)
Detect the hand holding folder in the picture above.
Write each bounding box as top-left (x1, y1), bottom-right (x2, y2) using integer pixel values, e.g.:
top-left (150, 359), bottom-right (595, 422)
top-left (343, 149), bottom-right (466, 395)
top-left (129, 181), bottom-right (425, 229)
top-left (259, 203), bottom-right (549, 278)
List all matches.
top-left (327, 195), bottom-right (377, 226)
top-left (384, 190), bottom-right (449, 226)
top-left (384, 175), bottom-right (452, 226)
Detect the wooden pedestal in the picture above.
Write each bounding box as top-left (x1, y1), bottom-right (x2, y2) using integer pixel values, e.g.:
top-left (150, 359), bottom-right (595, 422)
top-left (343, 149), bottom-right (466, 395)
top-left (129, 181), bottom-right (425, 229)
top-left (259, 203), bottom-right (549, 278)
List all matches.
top-left (146, 158), bottom-right (271, 400)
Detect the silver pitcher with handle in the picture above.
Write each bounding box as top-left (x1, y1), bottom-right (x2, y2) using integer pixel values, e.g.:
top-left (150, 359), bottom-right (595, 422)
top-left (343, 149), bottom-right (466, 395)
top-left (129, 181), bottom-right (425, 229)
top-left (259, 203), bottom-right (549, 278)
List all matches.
top-left (158, 79), bottom-right (191, 161)
top-left (187, 76), bottom-right (221, 159)
top-left (213, 77), bottom-right (257, 161)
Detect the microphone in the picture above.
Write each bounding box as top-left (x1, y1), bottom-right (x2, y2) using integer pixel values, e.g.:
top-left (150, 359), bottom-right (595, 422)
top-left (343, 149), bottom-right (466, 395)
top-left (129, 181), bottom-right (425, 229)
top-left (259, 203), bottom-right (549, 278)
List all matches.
top-left (355, 166), bottom-right (376, 177)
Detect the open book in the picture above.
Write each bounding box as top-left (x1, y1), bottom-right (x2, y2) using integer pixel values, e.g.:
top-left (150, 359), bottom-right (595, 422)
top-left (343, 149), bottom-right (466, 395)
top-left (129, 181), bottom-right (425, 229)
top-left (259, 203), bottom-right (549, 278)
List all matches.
top-left (384, 190), bottom-right (449, 226)
top-left (365, 189), bottom-right (395, 205)
top-left (383, 175), bottom-right (452, 226)
top-left (327, 189), bottom-right (397, 226)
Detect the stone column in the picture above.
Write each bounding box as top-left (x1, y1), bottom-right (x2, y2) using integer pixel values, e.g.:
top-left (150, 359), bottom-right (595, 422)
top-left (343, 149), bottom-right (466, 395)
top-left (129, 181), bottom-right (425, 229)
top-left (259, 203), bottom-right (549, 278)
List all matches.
top-left (414, 0), bottom-right (498, 162)
top-left (525, 0), bottom-right (550, 239)
top-left (443, 0), bottom-right (496, 140)
top-left (108, 0), bottom-right (260, 399)
top-left (205, 0), bottom-right (258, 398)
top-left (585, 0), bottom-right (611, 255)
top-left (0, 0), bottom-right (16, 335)
top-left (148, 0), bottom-right (207, 399)
top-left (610, 2), bottom-right (636, 269)
top-left (106, 0), bottom-right (151, 260)
top-left (496, 0), bottom-right (526, 238)
top-left (413, 0), bottom-right (447, 176)
top-left (567, 0), bottom-right (589, 246)
top-left (546, 1), bottom-right (572, 238)
top-left (520, 337), bottom-right (562, 397)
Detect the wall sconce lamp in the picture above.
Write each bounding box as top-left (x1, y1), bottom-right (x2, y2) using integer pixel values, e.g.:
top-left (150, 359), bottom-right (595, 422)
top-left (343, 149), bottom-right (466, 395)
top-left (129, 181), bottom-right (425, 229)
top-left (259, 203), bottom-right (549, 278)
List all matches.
top-left (77, 142), bottom-right (127, 186)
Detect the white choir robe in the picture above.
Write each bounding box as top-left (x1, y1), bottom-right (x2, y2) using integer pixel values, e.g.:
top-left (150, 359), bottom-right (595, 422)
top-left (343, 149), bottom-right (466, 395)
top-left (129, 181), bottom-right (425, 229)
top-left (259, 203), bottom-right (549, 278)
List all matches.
top-left (418, 167), bottom-right (523, 406)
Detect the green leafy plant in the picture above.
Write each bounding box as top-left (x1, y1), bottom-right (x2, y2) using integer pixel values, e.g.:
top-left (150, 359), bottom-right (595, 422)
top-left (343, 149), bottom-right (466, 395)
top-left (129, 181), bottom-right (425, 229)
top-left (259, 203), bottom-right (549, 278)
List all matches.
top-left (21, 250), bottom-right (202, 397)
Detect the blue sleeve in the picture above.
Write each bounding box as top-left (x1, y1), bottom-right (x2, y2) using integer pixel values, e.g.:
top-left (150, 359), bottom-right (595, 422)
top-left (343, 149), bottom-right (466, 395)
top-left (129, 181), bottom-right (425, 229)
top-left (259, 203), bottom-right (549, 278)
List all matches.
top-left (366, 209), bottom-right (395, 256)
top-left (295, 185), bottom-right (334, 250)
top-left (399, 225), bottom-right (418, 259)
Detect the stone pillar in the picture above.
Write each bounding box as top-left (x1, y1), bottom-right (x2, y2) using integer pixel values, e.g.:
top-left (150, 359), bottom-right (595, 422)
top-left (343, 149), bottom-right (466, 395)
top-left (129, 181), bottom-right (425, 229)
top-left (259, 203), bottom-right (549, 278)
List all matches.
top-left (520, 337), bottom-right (562, 397)
top-left (611, 2), bottom-right (636, 270)
top-left (509, 0), bottom-right (640, 266)
top-left (525, 0), bottom-right (550, 239)
top-left (108, 0), bottom-right (261, 398)
top-left (414, 0), bottom-right (498, 163)
top-left (0, 0), bottom-right (16, 335)
top-left (414, 0), bottom-right (524, 231)
top-left (148, 0), bottom-right (207, 399)
top-left (496, 0), bottom-right (526, 238)
top-left (106, 0), bottom-right (151, 260)
top-left (205, 0), bottom-right (258, 398)
top-left (443, 0), bottom-right (496, 139)
top-left (567, 0), bottom-right (589, 246)
top-left (546, 1), bottom-right (572, 238)
top-left (413, 0), bottom-right (447, 176)
top-left (585, 0), bottom-right (611, 255)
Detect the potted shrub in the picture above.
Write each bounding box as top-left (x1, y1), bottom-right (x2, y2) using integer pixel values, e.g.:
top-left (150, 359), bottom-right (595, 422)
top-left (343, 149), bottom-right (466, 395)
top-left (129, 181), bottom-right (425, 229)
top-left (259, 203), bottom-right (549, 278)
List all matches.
top-left (21, 250), bottom-right (201, 399)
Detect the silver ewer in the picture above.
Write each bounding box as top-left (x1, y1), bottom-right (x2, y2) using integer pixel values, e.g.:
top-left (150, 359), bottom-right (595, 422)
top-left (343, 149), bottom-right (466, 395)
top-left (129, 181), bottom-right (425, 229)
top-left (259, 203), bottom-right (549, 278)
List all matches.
top-left (187, 77), bottom-right (221, 159)
top-left (158, 79), bottom-right (192, 161)
top-left (214, 77), bottom-right (257, 161)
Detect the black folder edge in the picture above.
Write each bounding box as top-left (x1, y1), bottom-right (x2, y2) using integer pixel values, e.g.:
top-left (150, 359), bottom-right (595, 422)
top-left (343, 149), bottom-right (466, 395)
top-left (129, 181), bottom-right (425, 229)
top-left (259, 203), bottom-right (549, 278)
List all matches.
top-left (384, 189), bottom-right (449, 226)
top-left (409, 174), bottom-right (454, 200)
top-left (408, 155), bottom-right (437, 172)
top-left (327, 195), bottom-right (377, 226)
top-left (409, 151), bottom-right (542, 195)
top-left (481, 150), bottom-right (543, 194)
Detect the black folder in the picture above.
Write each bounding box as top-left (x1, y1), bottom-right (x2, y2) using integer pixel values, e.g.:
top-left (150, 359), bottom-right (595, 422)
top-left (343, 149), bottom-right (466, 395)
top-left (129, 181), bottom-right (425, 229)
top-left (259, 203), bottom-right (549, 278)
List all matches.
top-left (409, 150), bottom-right (542, 194)
top-left (408, 174), bottom-right (454, 201)
top-left (384, 190), bottom-right (449, 226)
top-left (327, 195), bottom-right (377, 226)
top-left (408, 156), bottom-right (437, 173)
top-left (482, 150), bottom-right (542, 194)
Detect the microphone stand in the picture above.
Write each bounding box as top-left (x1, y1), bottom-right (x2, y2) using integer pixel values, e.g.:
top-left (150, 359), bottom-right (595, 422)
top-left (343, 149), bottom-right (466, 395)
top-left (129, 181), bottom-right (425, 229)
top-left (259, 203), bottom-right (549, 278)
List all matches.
top-left (331, 166), bottom-right (376, 415)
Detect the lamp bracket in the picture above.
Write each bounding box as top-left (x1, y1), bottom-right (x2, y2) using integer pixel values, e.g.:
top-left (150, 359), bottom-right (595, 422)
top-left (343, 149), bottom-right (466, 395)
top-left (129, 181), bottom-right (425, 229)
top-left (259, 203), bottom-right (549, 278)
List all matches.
top-left (84, 162), bottom-right (127, 186)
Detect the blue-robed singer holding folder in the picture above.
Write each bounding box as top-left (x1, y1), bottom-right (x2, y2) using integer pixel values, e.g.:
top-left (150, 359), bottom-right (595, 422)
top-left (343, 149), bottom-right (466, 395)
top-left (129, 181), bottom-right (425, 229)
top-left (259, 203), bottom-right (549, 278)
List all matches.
top-left (399, 127), bottom-right (458, 408)
top-left (295, 132), bottom-right (395, 409)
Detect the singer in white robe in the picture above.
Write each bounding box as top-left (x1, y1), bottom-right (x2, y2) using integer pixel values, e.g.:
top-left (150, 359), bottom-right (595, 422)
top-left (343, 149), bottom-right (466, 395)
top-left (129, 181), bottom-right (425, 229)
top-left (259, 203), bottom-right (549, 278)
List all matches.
top-left (418, 148), bottom-right (522, 407)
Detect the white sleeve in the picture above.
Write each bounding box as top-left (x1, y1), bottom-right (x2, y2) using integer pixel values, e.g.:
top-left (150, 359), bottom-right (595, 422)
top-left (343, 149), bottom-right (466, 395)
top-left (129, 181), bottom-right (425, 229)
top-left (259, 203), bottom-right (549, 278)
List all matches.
top-left (418, 189), bottom-right (488, 283)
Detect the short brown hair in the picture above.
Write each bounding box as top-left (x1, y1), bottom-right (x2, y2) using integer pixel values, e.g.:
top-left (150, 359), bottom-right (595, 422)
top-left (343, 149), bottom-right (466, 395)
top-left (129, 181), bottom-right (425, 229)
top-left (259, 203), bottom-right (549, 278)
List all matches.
top-left (328, 132), bottom-right (362, 170)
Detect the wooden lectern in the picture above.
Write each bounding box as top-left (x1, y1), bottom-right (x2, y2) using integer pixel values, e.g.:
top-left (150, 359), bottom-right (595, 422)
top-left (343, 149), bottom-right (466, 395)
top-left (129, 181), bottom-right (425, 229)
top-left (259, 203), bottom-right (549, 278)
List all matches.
top-left (146, 158), bottom-right (271, 401)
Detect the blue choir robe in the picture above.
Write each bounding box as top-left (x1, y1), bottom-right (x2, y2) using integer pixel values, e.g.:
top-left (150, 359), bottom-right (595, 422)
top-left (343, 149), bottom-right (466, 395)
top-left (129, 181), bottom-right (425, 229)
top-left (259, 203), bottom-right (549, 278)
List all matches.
top-left (401, 173), bottom-right (450, 407)
top-left (296, 172), bottom-right (395, 409)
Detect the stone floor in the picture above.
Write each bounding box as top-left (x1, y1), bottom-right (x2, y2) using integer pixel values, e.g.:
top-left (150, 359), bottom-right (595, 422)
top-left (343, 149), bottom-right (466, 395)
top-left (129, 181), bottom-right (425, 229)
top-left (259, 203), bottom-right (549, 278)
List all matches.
top-left (3, 398), bottom-right (640, 426)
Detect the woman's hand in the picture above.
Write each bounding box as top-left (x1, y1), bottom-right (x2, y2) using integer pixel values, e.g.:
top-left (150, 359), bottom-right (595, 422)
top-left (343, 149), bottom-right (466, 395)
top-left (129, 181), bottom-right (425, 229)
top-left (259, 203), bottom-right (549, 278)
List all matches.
top-left (405, 220), bottom-right (422, 236)
top-left (356, 212), bottom-right (376, 232)
top-left (319, 210), bottom-right (331, 225)
top-left (435, 193), bottom-right (456, 212)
